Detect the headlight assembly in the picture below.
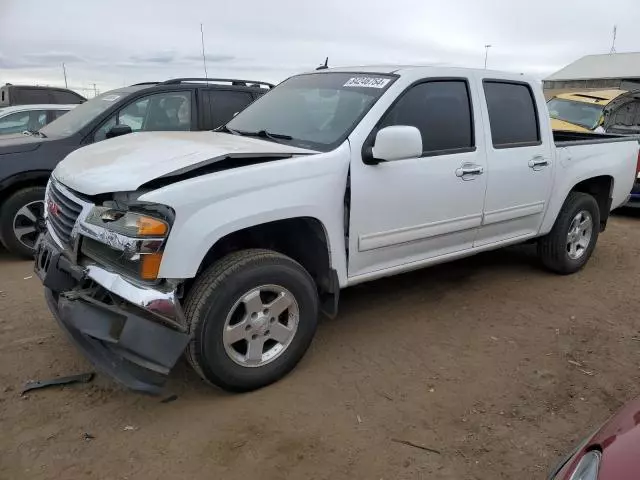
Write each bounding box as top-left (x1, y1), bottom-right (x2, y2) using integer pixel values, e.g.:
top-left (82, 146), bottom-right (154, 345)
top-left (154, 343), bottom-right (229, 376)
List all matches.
top-left (568, 450), bottom-right (601, 480)
top-left (85, 207), bottom-right (169, 238)
top-left (82, 206), bottom-right (171, 281)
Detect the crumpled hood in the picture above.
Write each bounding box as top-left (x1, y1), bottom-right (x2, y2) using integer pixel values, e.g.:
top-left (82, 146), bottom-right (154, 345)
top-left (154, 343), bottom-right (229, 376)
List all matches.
top-left (53, 131), bottom-right (317, 195)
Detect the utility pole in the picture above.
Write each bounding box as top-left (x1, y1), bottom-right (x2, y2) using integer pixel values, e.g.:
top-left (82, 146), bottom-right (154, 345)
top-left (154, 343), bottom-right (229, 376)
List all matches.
top-left (93, 83), bottom-right (97, 97)
top-left (200, 23), bottom-right (208, 78)
top-left (610, 25), bottom-right (617, 54)
top-left (62, 63), bottom-right (68, 88)
top-left (484, 44), bottom-right (492, 69)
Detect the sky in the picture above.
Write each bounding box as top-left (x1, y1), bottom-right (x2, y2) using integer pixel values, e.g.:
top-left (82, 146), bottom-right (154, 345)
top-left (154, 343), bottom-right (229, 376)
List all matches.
top-left (1, 0), bottom-right (639, 97)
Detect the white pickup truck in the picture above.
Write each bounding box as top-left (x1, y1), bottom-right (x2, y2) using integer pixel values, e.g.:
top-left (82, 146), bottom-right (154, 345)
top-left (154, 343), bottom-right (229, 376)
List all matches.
top-left (35, 66), bottom-right (639, 394)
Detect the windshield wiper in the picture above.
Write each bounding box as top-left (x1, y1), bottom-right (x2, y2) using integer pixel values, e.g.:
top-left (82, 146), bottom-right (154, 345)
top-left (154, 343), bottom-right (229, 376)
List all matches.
top-left (22, 130), bottom-right (46, 138)
top-left (233, 129), bottom-right (293, 142)
top-left (215, 125), bottom-right (240, 135)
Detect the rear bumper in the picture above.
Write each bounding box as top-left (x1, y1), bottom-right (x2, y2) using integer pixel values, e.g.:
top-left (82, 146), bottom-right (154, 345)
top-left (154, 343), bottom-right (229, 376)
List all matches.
top-left (625, 191), bottom-right (640, 208)
top-left (36, 235), bottom-right (190, 394)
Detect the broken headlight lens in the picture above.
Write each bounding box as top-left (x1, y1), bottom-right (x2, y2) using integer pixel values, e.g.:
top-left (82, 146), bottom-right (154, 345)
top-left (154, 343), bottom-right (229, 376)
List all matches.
top-left (85, 207), bottom-right (169, 237)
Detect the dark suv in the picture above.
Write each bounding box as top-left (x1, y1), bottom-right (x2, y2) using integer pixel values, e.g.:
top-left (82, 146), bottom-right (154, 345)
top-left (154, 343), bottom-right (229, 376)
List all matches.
top-left (0, 84), bottom-right (86, 106)
top-left (0, 78), bottom-right (273, 256)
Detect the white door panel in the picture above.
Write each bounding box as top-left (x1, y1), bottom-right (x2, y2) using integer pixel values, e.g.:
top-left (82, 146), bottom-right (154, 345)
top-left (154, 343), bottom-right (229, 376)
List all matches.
top-left (349, 150), bottom-right (486, 276)
top-left (475, 80), bottom-right (553, 246)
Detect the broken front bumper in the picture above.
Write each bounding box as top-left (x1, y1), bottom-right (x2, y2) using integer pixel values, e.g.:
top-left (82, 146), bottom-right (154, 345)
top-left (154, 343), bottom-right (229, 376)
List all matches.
top-left (35, 234), bottom-right (190, 394)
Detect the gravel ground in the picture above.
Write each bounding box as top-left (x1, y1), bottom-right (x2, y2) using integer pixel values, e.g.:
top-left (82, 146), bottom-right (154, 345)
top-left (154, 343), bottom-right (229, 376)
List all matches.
top-left (1, 213), bottom-right (640, 480)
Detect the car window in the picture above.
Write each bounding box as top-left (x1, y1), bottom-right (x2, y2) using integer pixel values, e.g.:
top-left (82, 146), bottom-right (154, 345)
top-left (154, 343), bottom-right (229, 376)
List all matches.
top-left (483, 81), bottom-right (540, 148)
top-left (94, 91), bottom-right (191, 142)
top-left (380, 80), bottom-right (474, 154)
top-left (51, 110), bottom-right (69, 120)
top-left (51, 90), bottom-right (83, 104)
top-left (0, 111), bottom-right (31, 134)
top-left (206, 90), bottom-right (253, 128)
top-left (15, 88), bottom-right (50, 105)
top-left (40, 89), bottom-right (135, 138)
top-left (227, 73), bottom-right (395, 151)
top-left (32, 110), bottom-right (48, 129)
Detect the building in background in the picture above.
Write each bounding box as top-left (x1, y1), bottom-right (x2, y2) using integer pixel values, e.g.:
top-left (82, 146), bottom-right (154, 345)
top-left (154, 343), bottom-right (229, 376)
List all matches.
top-left (543, 52), bottom-right (640, 99)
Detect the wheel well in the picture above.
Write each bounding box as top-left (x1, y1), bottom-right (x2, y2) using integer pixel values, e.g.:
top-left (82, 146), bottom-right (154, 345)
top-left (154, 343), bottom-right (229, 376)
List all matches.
top-left (0, 172), bottom-right (50, 206)
top-left (188, 217), bottom-right (339, 316)
top-left (570, 175), bottom-right (613, 231)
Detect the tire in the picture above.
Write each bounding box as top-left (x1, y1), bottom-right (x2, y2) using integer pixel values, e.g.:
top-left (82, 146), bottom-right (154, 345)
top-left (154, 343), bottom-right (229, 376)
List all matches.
top-left (538, 192), bottom-right (600, 275)
top-left (0, 186), bottom-right (46, 258)
top-left (184, 249), bottom-right (319, 392)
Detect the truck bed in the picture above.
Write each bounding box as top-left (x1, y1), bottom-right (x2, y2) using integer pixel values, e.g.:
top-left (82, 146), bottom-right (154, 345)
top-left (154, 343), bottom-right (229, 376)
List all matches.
top-left (554, 130), bottom-right (640, 147)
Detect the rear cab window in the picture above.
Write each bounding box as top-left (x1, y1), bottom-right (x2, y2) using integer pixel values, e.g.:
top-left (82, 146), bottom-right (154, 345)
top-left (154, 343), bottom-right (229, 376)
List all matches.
top-left (483, 81), bottom-right (540, 148)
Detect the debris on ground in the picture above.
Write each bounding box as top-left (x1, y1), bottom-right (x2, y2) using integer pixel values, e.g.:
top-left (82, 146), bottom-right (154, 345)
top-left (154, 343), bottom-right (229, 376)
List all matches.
top-left (391, 438), bottom-right (441, 455)
top-left (21, 372), bottom-right (95, 395)
top-left (567, 360), bottom-right (583, 367)
top-left (23, 276), bottom-right (32, 280)
top-left (82, 432), bottom-right (95, 441)
top-left (123, 425), bottom-right (137, 431)
top-left (160, 394), bottom-right (178, 404)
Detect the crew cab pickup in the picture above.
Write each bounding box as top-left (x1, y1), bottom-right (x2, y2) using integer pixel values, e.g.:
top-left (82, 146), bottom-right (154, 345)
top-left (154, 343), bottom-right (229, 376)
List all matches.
top-left (35, 66), bottom-right (639, 394)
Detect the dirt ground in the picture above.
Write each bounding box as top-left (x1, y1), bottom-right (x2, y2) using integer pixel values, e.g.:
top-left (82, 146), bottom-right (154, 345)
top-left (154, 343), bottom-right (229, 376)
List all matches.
top-left (1, 213), bottom-right (640, 480)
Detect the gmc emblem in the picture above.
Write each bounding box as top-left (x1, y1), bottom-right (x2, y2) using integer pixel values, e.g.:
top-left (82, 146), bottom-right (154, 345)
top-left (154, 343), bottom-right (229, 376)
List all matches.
top-left (47, 200), bottom-right (60, 217)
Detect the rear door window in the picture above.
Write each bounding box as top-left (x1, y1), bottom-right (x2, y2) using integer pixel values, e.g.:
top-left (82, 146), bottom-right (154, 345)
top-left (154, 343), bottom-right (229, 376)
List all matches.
top-left (483, 81), bottom-right (540, 148)
top-left (204, 90), bottom-right (254, 128)
top-left (51, 90), bottom-right (84, 104)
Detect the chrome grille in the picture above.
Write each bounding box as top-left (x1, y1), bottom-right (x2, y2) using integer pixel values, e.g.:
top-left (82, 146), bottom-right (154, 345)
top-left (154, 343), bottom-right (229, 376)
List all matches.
top-left (47, 182), bottom-right (82, 246)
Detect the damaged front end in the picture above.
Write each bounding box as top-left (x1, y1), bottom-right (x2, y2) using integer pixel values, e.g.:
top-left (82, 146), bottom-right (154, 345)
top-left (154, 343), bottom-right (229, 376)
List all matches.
top-left (36, 179), bottom-right (189, 394)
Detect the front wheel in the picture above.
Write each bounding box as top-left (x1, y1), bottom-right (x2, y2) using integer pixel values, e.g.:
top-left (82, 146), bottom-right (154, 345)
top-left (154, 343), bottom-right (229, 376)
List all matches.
top-left (185, 249), bottom-right (319, 392)
top-left (0, 187), bottom-right (46, 258)
top-left (538, 192), bottom-right (600, 274)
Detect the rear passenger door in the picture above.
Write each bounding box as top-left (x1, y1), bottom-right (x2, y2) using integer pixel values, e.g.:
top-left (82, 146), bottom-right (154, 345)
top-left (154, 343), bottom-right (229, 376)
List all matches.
top-left (475, 79), bottom-right (553, 246)
top-left (200, 90), bottom-right (254, 129)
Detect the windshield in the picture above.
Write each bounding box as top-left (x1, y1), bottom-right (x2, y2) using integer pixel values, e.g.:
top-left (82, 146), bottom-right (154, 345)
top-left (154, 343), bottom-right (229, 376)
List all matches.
top-left (226, 72), bottom-right (396, 151)
top-left (547, 98), bottom-right (604, 130)
top-left (40, 90), bottom-right (132, 138)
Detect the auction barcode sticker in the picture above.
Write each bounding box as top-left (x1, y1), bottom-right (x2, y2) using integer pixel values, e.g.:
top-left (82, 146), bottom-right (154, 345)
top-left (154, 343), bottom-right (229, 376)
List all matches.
top-left (343, 77), bottom-right (391, 88)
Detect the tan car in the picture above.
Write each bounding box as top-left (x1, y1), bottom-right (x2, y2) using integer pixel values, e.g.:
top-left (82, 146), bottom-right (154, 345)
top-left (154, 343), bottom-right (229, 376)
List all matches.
top-left (548, 89), bottom-right (626, 133)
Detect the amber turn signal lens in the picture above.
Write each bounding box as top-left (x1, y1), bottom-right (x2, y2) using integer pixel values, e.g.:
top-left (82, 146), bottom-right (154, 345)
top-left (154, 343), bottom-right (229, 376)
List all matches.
top-left (140, 253), bottom-right (163, 280)
top-left (136, 216), bottom-right (168, 236)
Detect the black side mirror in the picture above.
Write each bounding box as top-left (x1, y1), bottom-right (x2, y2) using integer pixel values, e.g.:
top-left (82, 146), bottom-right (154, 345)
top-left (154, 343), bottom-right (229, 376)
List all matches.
top-left (106, 124), bottom-right (132, 139)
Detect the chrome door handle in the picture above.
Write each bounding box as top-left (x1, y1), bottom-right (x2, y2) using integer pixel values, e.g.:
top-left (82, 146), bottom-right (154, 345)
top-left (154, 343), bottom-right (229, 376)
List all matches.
top-left (529, 156), bottom-right (550, 170)
top-left (455, 164), bottom-right (484, 180)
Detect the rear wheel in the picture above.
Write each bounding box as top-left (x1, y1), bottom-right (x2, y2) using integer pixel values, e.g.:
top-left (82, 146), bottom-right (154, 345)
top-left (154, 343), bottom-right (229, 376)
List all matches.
top-left (0, 187), bottom-right (46, 258)
top-left (538, 192), bottom-right (600, 274)
top-left (185, 249), bottom-right (319, 392)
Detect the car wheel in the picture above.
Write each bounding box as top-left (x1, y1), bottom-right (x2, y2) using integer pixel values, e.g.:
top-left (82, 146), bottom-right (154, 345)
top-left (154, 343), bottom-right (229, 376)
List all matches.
top-left (0, 187), bottom-right (46, 258)
top-left (538, 191), bottom-right (600, 275)
top-left (185, 249), bottom-right (319, 392)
